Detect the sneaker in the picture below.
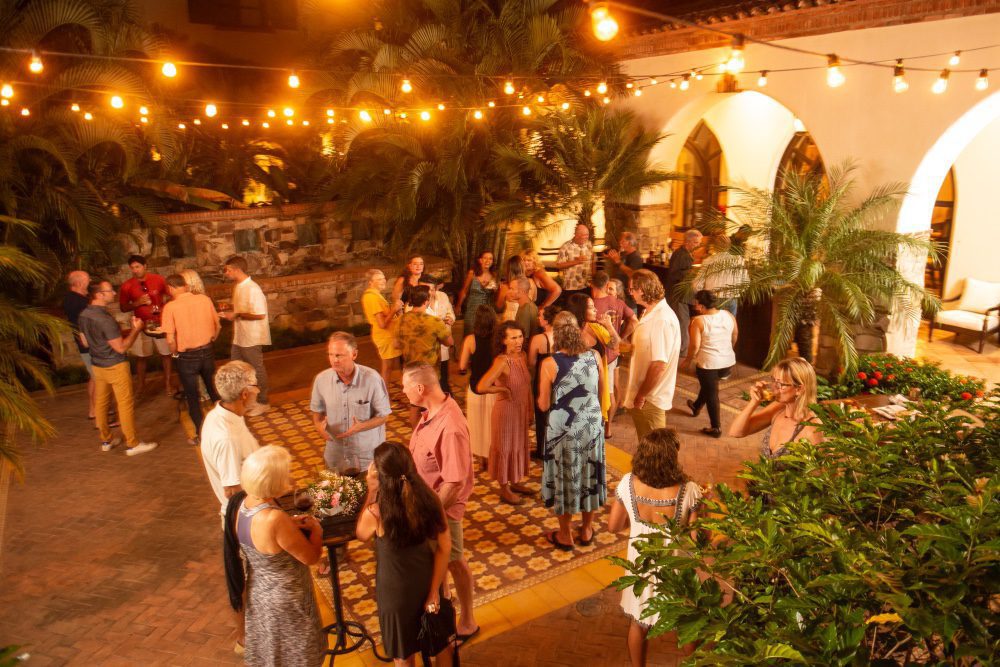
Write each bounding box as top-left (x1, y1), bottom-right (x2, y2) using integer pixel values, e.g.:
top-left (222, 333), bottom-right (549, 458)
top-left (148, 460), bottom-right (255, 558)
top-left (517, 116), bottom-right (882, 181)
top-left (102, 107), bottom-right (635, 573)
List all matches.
top-left (125, 442), bottom-right (158, 457)
top-left (245, 403), bottom-right (270, 417)
top-left (101, 437), bottom-right (122, 452)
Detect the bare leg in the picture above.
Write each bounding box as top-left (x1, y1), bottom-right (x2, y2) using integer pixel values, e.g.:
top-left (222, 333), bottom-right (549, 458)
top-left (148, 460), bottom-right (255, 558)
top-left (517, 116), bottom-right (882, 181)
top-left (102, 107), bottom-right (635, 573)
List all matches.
top-left (580, 510), bottom-right (595, 542)
top-left (556, 514), bottom-right (574, 545)
top-left (627, 620), bottom-right (649, 667)
top-left (448, 559), bottom-right (478, 635)
top-left (162, 353), bottom-right (174, 394)
top-left (436, 644), bottom-right (455, 666)
top-left (394, 655), bottom-right (416, 667)
top-left (380, 357), bottom-right (392, 385)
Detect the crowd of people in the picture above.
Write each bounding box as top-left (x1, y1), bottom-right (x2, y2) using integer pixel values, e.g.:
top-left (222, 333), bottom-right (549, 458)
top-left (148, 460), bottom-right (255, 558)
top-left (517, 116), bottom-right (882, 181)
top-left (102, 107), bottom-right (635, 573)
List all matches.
top-left (60, 226), bottom-right (822, 667)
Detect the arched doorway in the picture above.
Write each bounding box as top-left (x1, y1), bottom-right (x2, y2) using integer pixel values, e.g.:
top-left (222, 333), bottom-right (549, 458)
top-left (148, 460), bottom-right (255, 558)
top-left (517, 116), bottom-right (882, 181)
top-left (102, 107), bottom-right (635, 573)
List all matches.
top-left (672, 120), bottom-right (725, 234)
top-left (775, 130), bottom-right (826, 191)
top-left (925, 168), bottom-right (955, 297)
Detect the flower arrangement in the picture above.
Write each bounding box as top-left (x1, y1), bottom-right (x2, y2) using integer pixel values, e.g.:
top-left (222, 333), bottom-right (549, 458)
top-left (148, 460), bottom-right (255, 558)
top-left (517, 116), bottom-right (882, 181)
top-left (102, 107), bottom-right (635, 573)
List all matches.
top-left (816, 353), bottom-right (988, 402)
top-left (306, 470), bottom-right (367, 517)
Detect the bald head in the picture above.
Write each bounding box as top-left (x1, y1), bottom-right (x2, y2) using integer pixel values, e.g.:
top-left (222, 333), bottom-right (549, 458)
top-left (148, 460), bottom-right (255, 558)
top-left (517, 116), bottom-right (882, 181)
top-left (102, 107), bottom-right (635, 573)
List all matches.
top-left (68, 270), bottom-right (90, 294)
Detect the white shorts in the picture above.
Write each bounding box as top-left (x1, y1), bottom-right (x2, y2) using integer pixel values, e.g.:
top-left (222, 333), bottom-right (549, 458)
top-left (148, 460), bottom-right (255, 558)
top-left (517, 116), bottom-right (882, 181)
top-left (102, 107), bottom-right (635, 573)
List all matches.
top-left (607, 358), bottom-right (619, 396)
top-left (132, 331), bottom-right (171, 357)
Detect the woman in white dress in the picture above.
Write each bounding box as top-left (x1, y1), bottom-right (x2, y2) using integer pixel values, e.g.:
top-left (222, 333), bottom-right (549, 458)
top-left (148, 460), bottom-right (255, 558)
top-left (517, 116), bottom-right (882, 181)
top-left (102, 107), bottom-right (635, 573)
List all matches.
top-left (459, 305), bottom-right (498, 465)
top-left (608, 428), bottom-right (702, 667)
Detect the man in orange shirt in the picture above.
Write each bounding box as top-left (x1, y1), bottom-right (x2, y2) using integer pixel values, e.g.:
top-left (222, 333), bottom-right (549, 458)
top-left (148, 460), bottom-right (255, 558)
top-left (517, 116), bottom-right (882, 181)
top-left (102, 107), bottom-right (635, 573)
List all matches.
top-left (161, 274), bottom-right (222, 437)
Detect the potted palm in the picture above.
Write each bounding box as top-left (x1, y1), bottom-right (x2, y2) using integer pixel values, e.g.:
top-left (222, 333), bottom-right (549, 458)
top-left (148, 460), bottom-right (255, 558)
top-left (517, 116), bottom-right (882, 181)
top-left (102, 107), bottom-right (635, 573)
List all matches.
top-left (689, 163), bottom-right (938, 372)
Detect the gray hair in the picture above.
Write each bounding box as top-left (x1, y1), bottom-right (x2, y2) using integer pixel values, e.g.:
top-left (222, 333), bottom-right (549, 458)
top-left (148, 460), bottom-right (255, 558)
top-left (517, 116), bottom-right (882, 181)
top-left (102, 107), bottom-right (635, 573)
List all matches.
top-left (609, 278), bottom-right (626, 298)
top-left (620, 232), bottom-right (637, 248)
top-left (214, 360), bottom-right (257, 402)
top-left (327, 331), bottom-right (358, 350)
top-left (365, 268), bottom-right (384, 284)
top-left (685, 229), bottom-right (704, 242)
top-left (513, 276), bottom-right (531, 293)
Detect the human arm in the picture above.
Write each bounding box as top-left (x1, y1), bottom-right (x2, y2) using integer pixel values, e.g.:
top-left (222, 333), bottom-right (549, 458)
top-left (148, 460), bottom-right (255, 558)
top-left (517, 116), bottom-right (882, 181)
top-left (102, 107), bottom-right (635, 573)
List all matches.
top-left (458, 335), bottom-right (475, 372)
top-left (435, 319), bottom-right (454, 348)
top-left (729, 312), bottom-right (739, 347)
top-left (534, 269), bottom-right (561, 308)
top-left (632, 361), bottom-right (667, 410)
top-left (477, 356), bottom-right (510, 396)
top-left (536, 357), bottom-right (555, 412)
top-left (596, 316), bottom-right (621, 350)
top-left (727, 381), bottom-right (782, 438)
top-left (334, 415), bottom-right (389, 440)
top-left (274, 512), bottom-right (323, 565)
top-left (119, 284), bottom-right (150, 313)
top-left (527, 333), bottom-right (543, 371)
top-left (355, 463), bottom-right (380, 542)
top-left (555, 244), bottom-right (587, 270)
top-left (336, 377), bottom-right (392, 439)
top-left (594, 349), bottom-right (606, 415)
top-left (311, 411), bottom-right (330, 440)
top-left (608, 499), bottom-right (630, 533)
top-left (425, 508), bottom-right (452, 612)
top-left (390, 276), bottom-right (406, 305)
top-left (106, 316), bottom-right (144, 354)
top-left (620, 308), bottom-right (637, 341)
top-left (682, 318), bottom-right (703, 369)
top-left (455, 271), bottom-right (474, 312)
top-left (494, 282), bottom-right (510, 310)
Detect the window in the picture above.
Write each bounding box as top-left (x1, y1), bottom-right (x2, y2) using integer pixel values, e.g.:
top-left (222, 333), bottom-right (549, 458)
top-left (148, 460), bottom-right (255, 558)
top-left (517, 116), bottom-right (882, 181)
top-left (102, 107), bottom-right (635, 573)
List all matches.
top-left (925, 168), bottom-right (955, 296)
top-left (296, 221), bottom-right (321, 246)
top-left (775, 131), bottom-right (826, 193)
top-left (188, 0), bottom-right (298, 30)
top-left (673, 121), bottom-right (725, 233)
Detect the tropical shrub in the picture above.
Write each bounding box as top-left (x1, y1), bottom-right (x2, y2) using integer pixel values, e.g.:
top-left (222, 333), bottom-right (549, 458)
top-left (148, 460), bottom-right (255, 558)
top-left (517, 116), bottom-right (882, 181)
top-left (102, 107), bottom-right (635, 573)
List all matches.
top-left (816, 353), bottom-right (987, 403)
top-left (615, 395), bottom-right (1000, 665)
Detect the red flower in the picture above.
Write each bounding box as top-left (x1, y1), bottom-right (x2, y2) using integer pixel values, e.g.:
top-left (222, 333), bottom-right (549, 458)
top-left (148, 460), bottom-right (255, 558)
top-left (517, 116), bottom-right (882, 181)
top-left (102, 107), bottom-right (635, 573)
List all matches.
top-left (959, 378), bottom-right (967, 384)
top-left (961, 392), bottom-right (972, 400)
top-left (887, 374), bottom-right (896, 380)
top-left (906, 367), bottom-right (914, 372)
top-left (857, 372), bottom-right (868, 380)
top-left (976, 390), bottom-right (985, 397)
top-left (885, 363), bottom-right (893, 368)
top-left (868, 378), bottom-right (879, 387)
top-left (873, 371), bottom-right (883, 380)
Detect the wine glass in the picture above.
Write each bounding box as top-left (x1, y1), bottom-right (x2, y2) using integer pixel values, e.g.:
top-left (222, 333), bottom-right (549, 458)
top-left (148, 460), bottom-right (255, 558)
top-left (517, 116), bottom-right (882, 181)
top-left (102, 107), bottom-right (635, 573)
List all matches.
top-left (343, 454), bottom-right (361, 478)
top-left (293, 488), bottom-right (314, 514)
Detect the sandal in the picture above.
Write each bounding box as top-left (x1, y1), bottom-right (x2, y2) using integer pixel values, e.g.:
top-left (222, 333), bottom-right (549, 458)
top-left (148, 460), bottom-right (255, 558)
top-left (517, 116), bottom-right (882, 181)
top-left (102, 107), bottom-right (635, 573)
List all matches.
top-left (701, 427), bottom-right (722, 438)
top-left (687, 399), bottom-right (702, 417)
top-left (577, 528), bottom-right (595, 547)
top-left (500, 493), bottom-right (524, 506)
top-left (545, 530), bottom-right (574, 552)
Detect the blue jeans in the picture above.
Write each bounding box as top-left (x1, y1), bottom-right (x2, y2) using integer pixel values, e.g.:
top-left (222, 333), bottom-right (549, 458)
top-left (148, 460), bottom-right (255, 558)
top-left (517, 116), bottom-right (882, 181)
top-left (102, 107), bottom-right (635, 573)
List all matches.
top-left (177, 345), bottom-right (220, 432)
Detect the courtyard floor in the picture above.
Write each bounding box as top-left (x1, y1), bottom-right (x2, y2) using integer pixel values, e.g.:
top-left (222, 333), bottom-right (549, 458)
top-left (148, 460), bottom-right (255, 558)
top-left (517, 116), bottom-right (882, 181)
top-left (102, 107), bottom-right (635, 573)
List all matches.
top-left (0, 322), bottom-right (996, 666)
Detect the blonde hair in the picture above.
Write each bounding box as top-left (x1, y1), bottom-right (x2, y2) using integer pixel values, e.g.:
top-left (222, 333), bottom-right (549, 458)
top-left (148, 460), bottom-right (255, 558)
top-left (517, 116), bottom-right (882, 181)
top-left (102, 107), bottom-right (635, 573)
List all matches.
top-left (241, 446), bottom-right (291, 499)
top-left (773, 357), bottom-right (818, 420)
top-left (181, 269), bottom-right (205, 295)
top-left (552, 311), bottom-right (588, 355)
top-left (521, 249), bottom-right (544, 273)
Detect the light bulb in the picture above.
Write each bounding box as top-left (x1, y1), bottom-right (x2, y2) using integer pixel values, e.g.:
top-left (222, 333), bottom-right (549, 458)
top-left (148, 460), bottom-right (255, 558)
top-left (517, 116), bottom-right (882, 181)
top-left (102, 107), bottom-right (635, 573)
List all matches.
top-left (205, 103), bottom-right (217, 117)
top-left (625, 82), bottom-right (633, 89)
top-left (757, 71), bottom-right (768, 87)
top-left (242, 119), bottom-right (250, 126)
top-left (401, 79), bottom-right (412, 93)
top-left (20, 107), bottom-right (30, 116)
top-left (221, 123), bottom-right (229, 129)
top-left (536, 94), bottom-right (545, 103)
top-left (561, 102), bottom-right (570, 110)
top-left (84, 112), bottom-right (93, 120)
top-left (288, 72), bottom-right (300, 88)
top-left (679, 75), bottom-right (690, 91)
top-left (161, 62), bottom-right (177, 78)
top-left (267, 109), bottom-right (276, 118)
top-left (262, 122), bottom-right (270, 128)
top-left (597, 81), bottom-right (608, 94)
top-left (669, 80), bottom-right (677, 89)
top-left (591, 3), bottom-right (619, 42)
top-left (473, 109), bottom-right (483, 119)
top-left (522, 106), bottom-right (531, 115)
top-left (634, 89), bottom-right (642, 97)
top-left (359, 110), bottom-right (373, 122)
top-left (1, 83), bottom-right (12, 98)
top-left (283, 107), bottom-right (294, 117)
top-left (437, 103), bottom-right (445, 111)
top-left (139, 106), bottom-right (149, 115)
top-left (302, 120), bottom-right (309, 126)
top-left (488, 101), bottom-right (496, 108)
top-left (826, 55), bottom-right (845, 87)
top-left (110, 95), bottom-right (124, 109)
top-left (383, 108), bottom-right (391, 116)
top-left (29, 54), bottom-right (43, 74)
top-left (892, 62), bottom-right (908, 93)
top-left (0, 99), bottom-right (8, 106)
top-left (602, 97), bottom-right (610, 104)
top-left (71, 103), bottom-right (80, 112)
top-left (178, 122), bottom-right (186, 129)
top-left (504, 81), bottom-right (515, 95)
top-left (695, 73), bottom-right (704, 81)
top-left (725, 36), bottom-right (745, 73)
top-left (949, 51), bottom-right (961, 67)
top-left (140, 116), bottom-right (148, 124)
top-left (650, 78), bottom-right (658, 85)
top-left (976, 69), bottom-right (989, 91)
top-left (193, 118), bottom-right (201, 125)
top-left (420, 110), bottom-right (431, 121)
top-left (399, 112), bottom-right (407, 119)
top-left (326, 109), bottom-right (334, 117)
top-left (327, 117), bottom-right (334, 124)
top-left (932, 69), bottom-right (950, 94)
top-left (286, 119), bottom-right (293, 126)
top-left (583, 89), bottom-right (591, 97)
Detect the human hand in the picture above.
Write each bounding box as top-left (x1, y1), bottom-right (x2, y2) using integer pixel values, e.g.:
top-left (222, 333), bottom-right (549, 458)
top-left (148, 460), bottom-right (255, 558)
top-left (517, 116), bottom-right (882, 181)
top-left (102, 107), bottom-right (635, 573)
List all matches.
top-left (633, 393), bottom-right (646, 409)
top-left (294, 514), bottom-right (321, 533)
top-left (137, 294), bottom-right (152, 306)
top-left (606, 249), bottom-right (620, 263)
top-left (218, 310), bottom-right (236, 321)
top-left (131, 316), bottom-right (144, 331)
top-left (424, 589), bottom-right (441, 614)
top-left (315, 423), bottom-right (330, 440)
top-left (749, 381), bottom-right (768, 404)
top-left (334, 417), bottom-right (364, 439)
top-left (394, 300), bottom-right (405, 313)
top-left (495, 386), bottom-right (511, 398)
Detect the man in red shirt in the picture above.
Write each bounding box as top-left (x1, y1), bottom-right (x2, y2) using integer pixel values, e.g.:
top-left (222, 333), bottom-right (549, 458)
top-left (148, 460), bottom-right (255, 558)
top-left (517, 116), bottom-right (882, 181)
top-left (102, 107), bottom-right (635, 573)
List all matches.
top-left (119, 254), bottom-right (174, 394)
top-left (404, 362), bottom-right (479, 643)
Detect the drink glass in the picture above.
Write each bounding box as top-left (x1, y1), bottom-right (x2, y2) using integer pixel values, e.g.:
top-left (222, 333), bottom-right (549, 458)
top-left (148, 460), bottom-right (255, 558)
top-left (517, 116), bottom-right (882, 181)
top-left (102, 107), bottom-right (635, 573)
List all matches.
top-left (342, 453), bottom-right (361, 478)
top-left (293, 488), bottom-right (314, 514)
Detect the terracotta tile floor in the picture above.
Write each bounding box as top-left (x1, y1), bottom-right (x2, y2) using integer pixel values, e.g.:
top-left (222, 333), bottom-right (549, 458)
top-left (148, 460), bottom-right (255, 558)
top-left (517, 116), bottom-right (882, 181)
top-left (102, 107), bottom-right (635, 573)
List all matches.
top-left (0, 322), bottom-right (995, 665)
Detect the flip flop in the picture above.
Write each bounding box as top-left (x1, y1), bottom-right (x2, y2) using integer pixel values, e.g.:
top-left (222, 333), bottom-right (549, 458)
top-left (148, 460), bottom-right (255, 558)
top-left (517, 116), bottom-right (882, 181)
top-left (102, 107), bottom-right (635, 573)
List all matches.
top-left (577, 529), bottom-right (595, 547)
top-left (456, 626), bottom-right (481, 645)
top-left (500, 493), bottom-right (524, 506)
top-left (545, 530), bottom-right (574, 552)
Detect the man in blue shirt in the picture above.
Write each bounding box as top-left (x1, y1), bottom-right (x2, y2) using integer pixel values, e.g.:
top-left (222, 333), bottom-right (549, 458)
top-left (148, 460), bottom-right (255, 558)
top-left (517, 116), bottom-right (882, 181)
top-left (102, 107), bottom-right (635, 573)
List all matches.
top-left (310, 331), bottom-right (392, 473)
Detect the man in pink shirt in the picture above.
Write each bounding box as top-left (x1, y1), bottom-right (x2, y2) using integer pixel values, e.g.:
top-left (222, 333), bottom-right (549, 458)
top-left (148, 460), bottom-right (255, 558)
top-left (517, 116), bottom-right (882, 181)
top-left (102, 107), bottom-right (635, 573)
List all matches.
top-left (404, 362), bottom-right (479, 642)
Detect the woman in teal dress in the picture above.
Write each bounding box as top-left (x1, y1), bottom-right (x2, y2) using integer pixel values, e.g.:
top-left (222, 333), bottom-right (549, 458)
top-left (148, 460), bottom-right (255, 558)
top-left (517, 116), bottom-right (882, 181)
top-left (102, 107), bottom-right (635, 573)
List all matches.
top-left (457, 251), bottom-right (497, 333)
top-left (536, 311), bottom-right (607, 551)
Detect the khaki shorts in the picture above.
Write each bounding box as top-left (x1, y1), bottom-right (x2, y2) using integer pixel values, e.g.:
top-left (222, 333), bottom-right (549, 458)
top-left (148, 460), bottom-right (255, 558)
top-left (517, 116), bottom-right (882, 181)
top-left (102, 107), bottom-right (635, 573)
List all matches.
top-left (132, 331), bottom-right (171, 357)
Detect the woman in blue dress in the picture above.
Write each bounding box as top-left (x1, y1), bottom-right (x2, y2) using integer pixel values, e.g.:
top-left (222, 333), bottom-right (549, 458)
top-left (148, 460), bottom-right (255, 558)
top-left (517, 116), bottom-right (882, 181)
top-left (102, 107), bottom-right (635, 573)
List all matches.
top-left (536, 311), bottom-right (607, 551)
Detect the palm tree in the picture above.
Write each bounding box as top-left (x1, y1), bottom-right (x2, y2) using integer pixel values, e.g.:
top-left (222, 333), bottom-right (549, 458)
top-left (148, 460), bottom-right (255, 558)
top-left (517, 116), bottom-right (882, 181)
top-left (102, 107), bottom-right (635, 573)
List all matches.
top-left (689, 163), bottom-right (938, 372)
top-left (488, 107), bottom-right (679, 239)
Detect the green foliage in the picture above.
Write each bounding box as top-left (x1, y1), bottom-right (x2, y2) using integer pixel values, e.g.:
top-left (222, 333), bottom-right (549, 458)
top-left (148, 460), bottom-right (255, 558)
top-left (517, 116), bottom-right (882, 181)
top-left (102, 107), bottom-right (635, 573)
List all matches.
top-left (817, 353), bottom-right (988, 403)
top-left (617, 395), bottom-right (1000, 665)
top-left (688, 163), bottom-right (939, 372)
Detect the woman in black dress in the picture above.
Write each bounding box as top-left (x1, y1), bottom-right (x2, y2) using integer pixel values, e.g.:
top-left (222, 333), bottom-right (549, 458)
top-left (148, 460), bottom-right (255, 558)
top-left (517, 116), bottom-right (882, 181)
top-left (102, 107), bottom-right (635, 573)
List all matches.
top-left (356, 442), bottom-right (454, 666)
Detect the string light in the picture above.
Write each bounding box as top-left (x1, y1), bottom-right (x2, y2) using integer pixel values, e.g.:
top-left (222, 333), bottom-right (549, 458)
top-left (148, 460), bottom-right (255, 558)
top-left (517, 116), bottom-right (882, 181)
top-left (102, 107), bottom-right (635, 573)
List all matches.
top-left (0, 99), bottom-right (8, 107)
top-left (401, 78), bottom-right (412, 93)
top-left (20, 107), bottom-right (30, 116)
top-left (602, 96), bottom-right (610, 105)
top-left (893, 60), bottom-right (908, 93)
top-left (161, 62), bottom-right (177, 78)
top-left (596, 81), bottom-right (608, 94)
top-left (536, 94), bottom-right (545, 103)
top-left (504, 81), bottom-right (515, 95)
top-left (976, 69), bottom-right (989, 91)
top-left (757, 71), bottom-right (768, 87)
top-left (437, 103), bottom-right (445, 111)
top-left (140, 116), bottom-right (148, 124)
top-left (650, 78), bottom-right (658, 85)
top-left (383, 108), bottom-right (391, 115)
top-left (679, 74), bottom-right (690, 91)
top-left (1, 83), bottom-right (13, 98)
top-left (949, 51), bottom-right (961, 67)
top-left (327, 117), bottom-right (334, 124)
top-left (262, 121), bottom-right (270, 128)
top-left (205, 103), bottom-right (217, 117)
top-left (399, 112), bottom-right (407, 119)
top-left (561, 102), bottom-right (570, 109)
top-left (420, 110), bottom-right (431, 121)
top-left (583, 89), bottom-right (591, 97)
top-left (692, 70), bottom-right (702, 81)
top-left (487, 101), bottom-right (496, 107)
top-left (590, 3), bottom-right (619, 42)
top-left (286, 119), bottom-right (293, 126)
top-left (669, 80), bottom-right (677, 89)
top-left (242, 119), bottom-right (250, 126)
top-left (29, 54), bottom-right (43, 74)
top-left (473, 109), bottom-right (483, 120)
top-left (302, 120), bottom-right (309, 126)
top-left (83, 112), bottom-right (93, 120)
top-left (625, 82), bottom-right (633, 89)
top-left (826, 55), bottom-right (845, 87)
top-left (283, 107), bottom-right (294, 117)
top-left (221, 122), bottom-right (229, 129)
top-left (193, 118), bottom-right (201, 125)
top-left (633, 89), bottom-right (642, 97)
top-left (267, 109), bottom-right (276, 118)
top-left (359, 110), bottom-right (372, 122)
top-left (522, 105), bottom-right (531, 115)
top-left (70, 103), bottom-right (80, 112)
top-left (139, 105), bottom-right (149, 115)
top-left (725, 35), bottom-right (745, 73)
top-left (932, 69), bottom-right (950, 94)
top-left (177, 122), bottom-right (186, 129)
top-left (110, 95), bottom-right (124, 109)
top-left (288, 72), bottom-right (300, 88)
top-left (326, 109), bottom-right (335, 117)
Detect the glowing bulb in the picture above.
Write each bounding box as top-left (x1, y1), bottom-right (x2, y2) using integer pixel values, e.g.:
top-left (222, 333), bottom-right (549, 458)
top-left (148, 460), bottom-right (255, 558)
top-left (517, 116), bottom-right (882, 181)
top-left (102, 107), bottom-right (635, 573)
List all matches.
top-left (725, 36), bottom-right (745, 73)
top-left (20, 107), bottom-right (30, 116)
top-left (695, 72), bottom-right (704, 81)
top-left (473, 109), bottom-right (483, 119)
top-left (1, 84), bottom-right (12, 98)
top-left (286, 119), bottom-right (293, 126)
top-left (591, 3), bottom-right (618, 42)
top-left (932, 69), bottom-right (950, 94)
top-left (892, 62), bottom-right (908, 93)
top-left (161, 62), bottom-right (177, 78)
top-left (267, 109), bottom-right (276, 118)
top-left (29, 54), bottom-right (43, 74)
top-left (650, 78), bottom-right (658, 85)
top-left (757, 71), bottom-right (768, 87)
top-left (536, 95), bottom-right (545, 103)
top-left (399, 112), bottom-right (407, 119)
top-left (327, 117), bottom-right (334, 124)
top-left (302, 120), bottom-right (309, 126)
top-left (205, 103), bottom-right (217, 117)
top-left (488, 101), bottom-right (495, 108)
top-left (288, 72), bottom-right (300, 88)
top-left (242, 119), bottom-right (250, 126)
top-left (140, 116), bottom-right (148, 124)
top-left (669, 80), bottom-right (677, 89)
top-left (826, 55), bottom-right (845, 87)
top-left (84, 112), bottom-right (93, 120)
top-left (949, 51), bottom-right (961, 67)
top-left (437, 103), bottom-right (445, 111)
top-left (326, 109), bottom-right (334, 117)
top-left (283, 107), bottom-right (294, 117)
top-left (596, 81), bottom-right (608, 94)
top-left (193, 118), bottom-right (201, 125)
top-left (221, 123), bottom-right (229, 129)
top-left (71, 103), bottom-right (80, 112)
top-left (625, 82), bottom-right (633, 89)
top-left (0, 99), bottom-right (7, 106)
top-left (109, 95), bottom-right (124, 109)
top-left (504, 81), bottom-right (515, 95)
top-left (976, 69), bottom-right (989, 91)
top-left (634, 89), bottom-right (642, 97)
top-left (359, 110), bottom-right (373, 122)
top-left (602, 97), bottom-right (610, 104)
top-left (177, 122), bottom-right (186, 129)
top-left (139, 105), bottom-right (149, 115)
top-left (262, 122), bottom-right (270, 128)
top-left (679, 75), bottom-right (690, 91)
top-left (420, 110), bottom-right (431, 121)
top-left (522, 106), bottom-right (531, 115)
top-left (401, 79), bottom-right (412, 93)
top-left (561, 102), bottom-right (570, 110)
top-left (583, 89), bottom-right (591, 97)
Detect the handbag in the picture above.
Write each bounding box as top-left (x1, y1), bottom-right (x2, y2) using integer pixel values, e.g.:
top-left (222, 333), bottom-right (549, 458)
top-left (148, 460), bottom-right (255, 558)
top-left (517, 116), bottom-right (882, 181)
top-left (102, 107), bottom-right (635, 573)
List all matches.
top-left (417, 596), bottom-right (459, 667)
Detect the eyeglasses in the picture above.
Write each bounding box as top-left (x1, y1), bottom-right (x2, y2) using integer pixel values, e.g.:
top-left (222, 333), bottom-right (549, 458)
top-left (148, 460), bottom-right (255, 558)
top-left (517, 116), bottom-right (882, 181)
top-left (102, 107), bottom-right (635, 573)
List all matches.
top-left (771, 379), bottom-right (800, 389)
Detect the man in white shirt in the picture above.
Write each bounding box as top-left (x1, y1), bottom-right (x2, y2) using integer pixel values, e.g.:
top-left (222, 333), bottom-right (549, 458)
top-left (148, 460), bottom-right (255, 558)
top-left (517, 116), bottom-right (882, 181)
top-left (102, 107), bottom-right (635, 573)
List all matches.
top-left (624, 269), bottom-right (681, 440)
top-left (200, 361), bottom-right (261, 517)
top-left (220, 256), bottom-right (271, 416)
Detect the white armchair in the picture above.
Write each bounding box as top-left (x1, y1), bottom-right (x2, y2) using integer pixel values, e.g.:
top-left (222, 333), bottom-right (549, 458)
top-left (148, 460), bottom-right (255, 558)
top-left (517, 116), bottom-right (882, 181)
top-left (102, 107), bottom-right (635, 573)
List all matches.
top-left (928, 278), bottom-right (1000, 353)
